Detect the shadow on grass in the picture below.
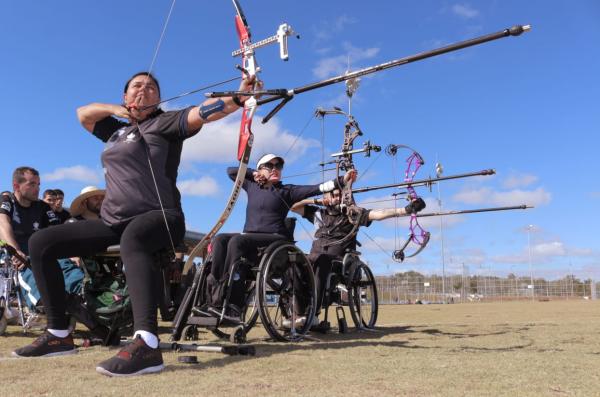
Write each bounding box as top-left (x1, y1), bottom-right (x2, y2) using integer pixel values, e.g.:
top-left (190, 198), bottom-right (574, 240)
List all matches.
top-left (163, 323), bottom-right (539, 371)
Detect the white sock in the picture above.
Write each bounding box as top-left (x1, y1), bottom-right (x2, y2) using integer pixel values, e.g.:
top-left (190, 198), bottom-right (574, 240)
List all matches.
top-left (47, 328), bottom-right (69, 338)
top-left (134, 330), bottom-right (158, 349)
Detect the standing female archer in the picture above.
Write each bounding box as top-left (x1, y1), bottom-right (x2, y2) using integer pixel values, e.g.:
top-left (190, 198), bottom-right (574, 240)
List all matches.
top-left (12, 71), bottom-right (254, 377)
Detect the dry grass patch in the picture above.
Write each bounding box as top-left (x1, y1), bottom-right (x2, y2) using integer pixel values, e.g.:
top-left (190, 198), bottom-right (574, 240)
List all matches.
top-left (1, 300), bottom-right (600, 396)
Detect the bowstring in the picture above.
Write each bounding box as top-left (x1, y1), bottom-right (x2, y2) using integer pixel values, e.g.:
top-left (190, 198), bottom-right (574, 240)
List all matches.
top-left (138, 0), bottom-right (178, 255)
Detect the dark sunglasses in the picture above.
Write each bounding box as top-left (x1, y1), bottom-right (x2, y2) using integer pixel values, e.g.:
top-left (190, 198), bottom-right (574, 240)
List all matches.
top-left (260, 162), bottom-right (283, 171)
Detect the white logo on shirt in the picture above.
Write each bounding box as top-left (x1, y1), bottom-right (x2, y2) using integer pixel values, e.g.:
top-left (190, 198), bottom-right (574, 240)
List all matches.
top-left (33, 221), bottom-right (40, 231)
top-left (125, 132), bottom-right (137, 143)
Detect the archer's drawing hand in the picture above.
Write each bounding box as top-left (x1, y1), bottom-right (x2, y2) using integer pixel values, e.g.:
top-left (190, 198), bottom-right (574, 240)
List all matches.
top-left (113, 105), bottom-right (133, 121)
top-left (253, 171), bottom-right (267, 186)
top-left (404, 197), bottom-right (426, 215)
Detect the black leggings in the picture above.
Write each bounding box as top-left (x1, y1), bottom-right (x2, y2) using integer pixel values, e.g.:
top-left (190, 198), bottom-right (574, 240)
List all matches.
top-left (210, 233), bottom-right (286, 307)
top-left (308, 253), bottom-right (338, 315)
top-left (28, 211), bottom-right (184, 334)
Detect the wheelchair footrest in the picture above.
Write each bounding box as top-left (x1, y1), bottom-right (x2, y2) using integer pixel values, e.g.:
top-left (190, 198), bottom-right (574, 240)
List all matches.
top-left (187, 316), bottom-right (219, 327)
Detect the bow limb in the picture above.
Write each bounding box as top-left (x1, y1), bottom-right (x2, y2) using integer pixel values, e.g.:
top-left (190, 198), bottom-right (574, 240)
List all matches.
top-left (183, 1), bottom-right (257, 275)
top-left (386, 144), bottom-right (431, 262)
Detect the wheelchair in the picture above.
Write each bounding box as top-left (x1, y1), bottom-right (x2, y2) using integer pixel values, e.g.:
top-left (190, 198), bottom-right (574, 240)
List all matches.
top-left (69, 230), bottom-right (206, 345)
top-left (172, 218), bottom-right (317, 343)
top-left (316, 250), bottom-right (378, 333)
top-left (0, 243), bottom-right (30, 335)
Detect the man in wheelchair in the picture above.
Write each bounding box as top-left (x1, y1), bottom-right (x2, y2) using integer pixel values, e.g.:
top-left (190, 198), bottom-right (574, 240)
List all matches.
top-left (198, 153), bottom-right (354, 323)
top-left (292, 182), bottom-right (426, 327)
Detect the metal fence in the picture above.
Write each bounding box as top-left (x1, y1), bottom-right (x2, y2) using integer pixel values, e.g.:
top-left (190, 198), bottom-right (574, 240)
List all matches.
top-left (374, 274), bottom-right (598, 304)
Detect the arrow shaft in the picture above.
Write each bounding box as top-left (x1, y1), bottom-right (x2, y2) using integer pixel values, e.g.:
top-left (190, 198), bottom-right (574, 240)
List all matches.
top-left (352, 169), bottom-right (496, 194)
top-left (416, 205), bottom-right (532, 218)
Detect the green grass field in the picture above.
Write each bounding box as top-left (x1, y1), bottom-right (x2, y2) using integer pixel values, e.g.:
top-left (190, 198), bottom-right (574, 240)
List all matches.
top-left (2, 300), bottom-right (600, 396)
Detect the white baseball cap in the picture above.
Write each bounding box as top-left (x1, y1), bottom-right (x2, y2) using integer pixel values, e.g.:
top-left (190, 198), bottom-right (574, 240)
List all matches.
top-left (256, 153), bottom-right (285, 169)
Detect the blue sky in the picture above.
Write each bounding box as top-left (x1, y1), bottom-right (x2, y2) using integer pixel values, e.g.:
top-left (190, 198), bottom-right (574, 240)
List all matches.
top-left (1, 1), bottom-right (598, 279)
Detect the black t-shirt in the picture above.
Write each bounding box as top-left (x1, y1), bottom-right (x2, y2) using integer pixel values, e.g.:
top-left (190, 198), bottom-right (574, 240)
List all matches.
top-left (55, 209), bottom-right (71, 224)
top-left (93, 108), bottom-right (200, 226)
top-left (303, 204), bottom-right (371, 257)
top-left (0, 194), bottom-right (60, 254)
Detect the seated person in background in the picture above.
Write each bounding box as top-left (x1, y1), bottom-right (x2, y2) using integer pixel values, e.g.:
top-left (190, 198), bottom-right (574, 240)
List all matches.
top-left (291, 180), bottom-right (426, 325)
top-left (0, 167), bottom-right (80, 311)
top-left (68, 186), bottom-right (105, 221)
top-left (52, 189), bottom-right (71, 224)
top-left (42, 189), bottom-right (57, 209)
top-left (0, 167), bottom-right (60, 263)
top-left (202, 153), bottom-right (353, 321)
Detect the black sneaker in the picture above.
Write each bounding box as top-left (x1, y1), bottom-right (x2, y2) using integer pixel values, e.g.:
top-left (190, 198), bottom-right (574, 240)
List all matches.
top-left (96, 335), bottom-right (163, 377)
top-left (12, 331), bottom-right (77, 357)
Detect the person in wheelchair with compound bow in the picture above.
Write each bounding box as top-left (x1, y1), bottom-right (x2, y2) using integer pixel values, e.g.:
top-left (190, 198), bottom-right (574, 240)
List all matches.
top-left (292, 174), bottom-right (426, 328)
top-left (197, 153), bottom-right (353, 323)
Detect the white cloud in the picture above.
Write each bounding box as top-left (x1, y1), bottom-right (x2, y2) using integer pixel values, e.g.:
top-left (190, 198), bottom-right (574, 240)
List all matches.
top-left (492, 240), bottom-right (594, 265)
top-left (502, 172), bottom-right (539, 189)
top-left (533, 241), bottom-right (566, 256)
top-left (177, 176), bottom-right (219, 197)
top-left (452, 187), bottom-right (551, 207)
top-left (182, 115), bottom-right (319, 165)
top-left (451, 3), bottom-right (480, 19)
top-left (312, 43), bottom-right (380, 79)
top-left (313, 15), bottom-right (357, 42)
top-left (42, 165), bottom-right (101, 184)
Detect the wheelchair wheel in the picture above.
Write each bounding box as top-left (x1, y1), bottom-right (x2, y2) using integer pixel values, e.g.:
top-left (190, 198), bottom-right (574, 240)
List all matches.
top-left (347, 262), bottom-right (378, 329)
top-left (257, 242), bottom-right (316, 342)
top-left (0, 312), bottom-right (7, 335)
top-left (182, 324), bottom-right (199, 341)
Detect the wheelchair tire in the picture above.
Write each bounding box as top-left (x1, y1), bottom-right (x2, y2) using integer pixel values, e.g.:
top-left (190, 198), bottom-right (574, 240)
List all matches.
top-left (347, 262), bottom-right (378, 329)
top-left (257, 242), bottom-right (316, 342)
top-left (0, 312), bottom-right (7, 335)
top-left (182, 324), bottom-right (199, 341)
top-left (229, 325), bottom-right (247, 344)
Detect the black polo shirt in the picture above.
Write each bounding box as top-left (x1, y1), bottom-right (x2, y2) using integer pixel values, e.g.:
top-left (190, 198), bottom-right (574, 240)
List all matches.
top-left (0, 194), bottom-right (60, 254)
top-left (93, 108), bottom-right (199, 226)
top-left (303, 204), bottom-right (371, 257)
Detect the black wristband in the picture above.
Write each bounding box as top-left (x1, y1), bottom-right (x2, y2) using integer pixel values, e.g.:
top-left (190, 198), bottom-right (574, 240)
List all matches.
top-left (232, 96), bottom-right (244, 107)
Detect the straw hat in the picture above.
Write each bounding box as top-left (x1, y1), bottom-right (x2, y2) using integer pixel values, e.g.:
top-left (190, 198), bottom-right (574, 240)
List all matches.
top-left (69, 186), bottom-right (105, 217)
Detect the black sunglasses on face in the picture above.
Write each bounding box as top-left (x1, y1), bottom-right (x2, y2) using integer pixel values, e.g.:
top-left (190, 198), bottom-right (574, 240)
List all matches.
top-left (260, 162), bottom-right (283, 171)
